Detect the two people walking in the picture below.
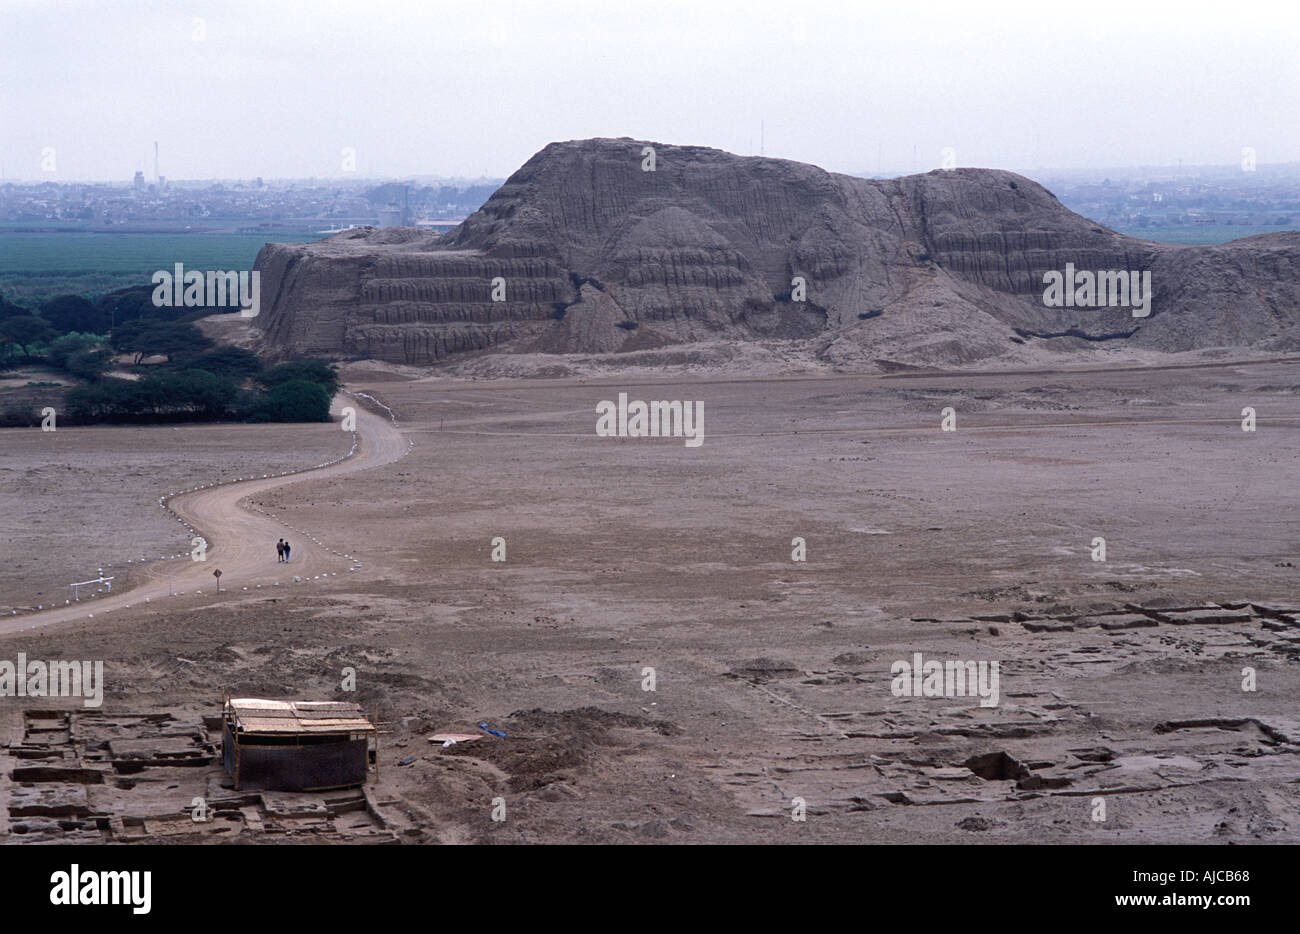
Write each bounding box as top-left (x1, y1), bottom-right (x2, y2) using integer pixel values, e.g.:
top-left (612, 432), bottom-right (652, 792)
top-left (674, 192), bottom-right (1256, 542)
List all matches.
top-left (277, 538), bottom-right (291, 563)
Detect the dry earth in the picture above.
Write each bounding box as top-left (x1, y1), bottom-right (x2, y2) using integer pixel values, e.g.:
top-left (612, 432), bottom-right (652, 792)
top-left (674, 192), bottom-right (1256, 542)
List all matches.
top-left (2, 357), bottom-right (1300, 843)
top-left (0, 422), bottom-right (351, 615)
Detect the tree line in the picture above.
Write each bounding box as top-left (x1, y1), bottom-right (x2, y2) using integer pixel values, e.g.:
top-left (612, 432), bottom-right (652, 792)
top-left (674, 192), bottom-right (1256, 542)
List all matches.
top-left (0, 286), bottom-right (339, 426)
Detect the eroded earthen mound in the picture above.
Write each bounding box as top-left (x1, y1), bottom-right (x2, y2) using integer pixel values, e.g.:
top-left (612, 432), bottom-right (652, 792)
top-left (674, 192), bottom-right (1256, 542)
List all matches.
top-left (255, 138), bottom-right (1300, 367)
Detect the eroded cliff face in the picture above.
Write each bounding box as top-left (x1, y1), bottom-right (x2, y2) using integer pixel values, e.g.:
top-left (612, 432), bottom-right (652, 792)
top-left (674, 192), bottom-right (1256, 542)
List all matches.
top-left (254, 138), bottom-right (1300, 366)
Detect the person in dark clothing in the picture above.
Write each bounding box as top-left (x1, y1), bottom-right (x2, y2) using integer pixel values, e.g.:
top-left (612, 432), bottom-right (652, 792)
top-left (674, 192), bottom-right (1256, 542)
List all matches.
top-left (283, 540), bottom-right (291, 563)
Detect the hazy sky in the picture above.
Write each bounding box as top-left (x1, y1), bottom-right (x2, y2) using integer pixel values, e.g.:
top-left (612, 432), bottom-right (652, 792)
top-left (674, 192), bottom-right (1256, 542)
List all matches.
top-left (3, 0), bottom-right (1298, 182)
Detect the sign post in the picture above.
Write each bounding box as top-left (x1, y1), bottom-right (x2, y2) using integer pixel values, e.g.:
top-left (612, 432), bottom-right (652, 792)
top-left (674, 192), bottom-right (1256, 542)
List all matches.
top-left (213, 568), bottom-right (222, 593)
top-left (70, 573), bottom-right (115, 602)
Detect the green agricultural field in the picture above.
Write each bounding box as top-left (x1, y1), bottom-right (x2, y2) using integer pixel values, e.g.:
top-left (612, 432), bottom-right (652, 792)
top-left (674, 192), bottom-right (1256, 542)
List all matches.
top-left (1114, 224), bottom-right (1298, 244)
top-left (0, 230), bottom-right (325, 306)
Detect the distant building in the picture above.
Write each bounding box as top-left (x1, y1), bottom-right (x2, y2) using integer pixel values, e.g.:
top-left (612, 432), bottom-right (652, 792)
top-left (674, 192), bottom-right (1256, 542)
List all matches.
top-left (132, 171), bottom-right (145, 191)
top-left (377, 184), bottom-right (410, 227)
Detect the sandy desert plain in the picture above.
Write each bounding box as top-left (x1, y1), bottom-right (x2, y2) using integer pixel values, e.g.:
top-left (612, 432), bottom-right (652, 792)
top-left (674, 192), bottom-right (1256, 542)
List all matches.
top-left (2, 348), bottom-right (1300, 844)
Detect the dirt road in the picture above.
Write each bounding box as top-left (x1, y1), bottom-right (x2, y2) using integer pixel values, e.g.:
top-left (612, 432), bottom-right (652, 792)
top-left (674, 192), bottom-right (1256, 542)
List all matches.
top-left (0, 396), bottom-right (408, 636)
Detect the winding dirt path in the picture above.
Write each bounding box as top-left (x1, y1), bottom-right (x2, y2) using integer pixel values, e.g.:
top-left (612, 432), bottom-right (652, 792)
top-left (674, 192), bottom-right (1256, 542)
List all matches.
top-left (0, 393), bottom-right (408, 636)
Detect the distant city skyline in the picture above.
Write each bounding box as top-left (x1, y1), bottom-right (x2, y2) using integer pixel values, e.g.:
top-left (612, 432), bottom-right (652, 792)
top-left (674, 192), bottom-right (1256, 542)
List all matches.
top-left (7, 158), bottom-right (1300, 188)
top-left (3, 0), bottom-right (1299, 182)
top-left (6, 158), bottom-right (1294, 244)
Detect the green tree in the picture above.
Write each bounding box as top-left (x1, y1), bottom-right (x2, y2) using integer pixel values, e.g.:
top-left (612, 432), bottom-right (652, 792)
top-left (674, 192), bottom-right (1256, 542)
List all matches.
top-left (110, 319), bottom-right (212, 364)
top-left (66, 347), bottom-right (111, 380)
top-left (189, 345), bottom-right (263, 380)
top-left (109, 319), bottom-right (152, 364)
top-left (259, 358), bottom-right (340, 396)
top-left (165, 369), bottom-right (241, 416)
top-left (0, 293), bottom-right (32, 322)
top-left (151, 321), bottom-right (213, 363)
top-left (97, 285), bottom-right (160, 330)
top-left (255, 379), bottom-right (332, 422)
top-left (47, 333), bottom-right (111, 380)
top-left (0, 315), bottom-right (56, 355)
top-left (40, 295), bottom-right (108, 335)
top-left (66, 379), bottom-right (139, 421)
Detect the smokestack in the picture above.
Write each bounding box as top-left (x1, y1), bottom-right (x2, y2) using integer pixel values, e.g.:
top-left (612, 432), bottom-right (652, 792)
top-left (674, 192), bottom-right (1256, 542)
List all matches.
top-left (154, 141), bottom-right (159, 183)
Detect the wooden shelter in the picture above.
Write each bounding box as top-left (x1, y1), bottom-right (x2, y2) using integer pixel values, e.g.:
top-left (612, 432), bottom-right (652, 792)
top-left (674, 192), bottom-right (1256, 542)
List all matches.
top-left (221, 696), bottom-right (377, 792)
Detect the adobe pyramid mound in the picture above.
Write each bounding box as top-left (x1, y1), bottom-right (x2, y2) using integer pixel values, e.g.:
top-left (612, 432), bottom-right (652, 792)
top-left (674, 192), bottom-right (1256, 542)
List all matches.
top-left (254, 138), bottom-right (1300, 367)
